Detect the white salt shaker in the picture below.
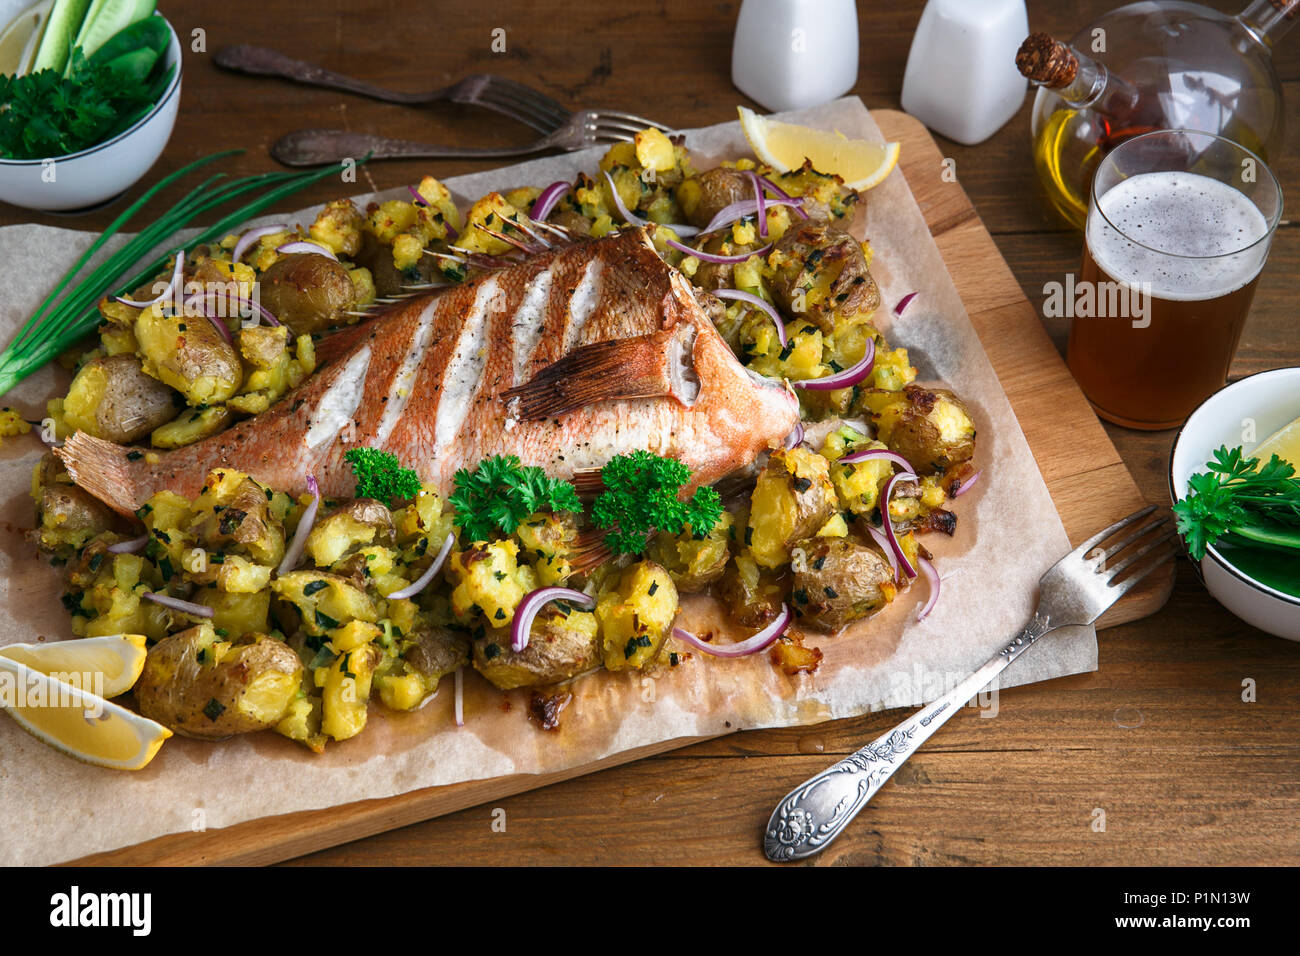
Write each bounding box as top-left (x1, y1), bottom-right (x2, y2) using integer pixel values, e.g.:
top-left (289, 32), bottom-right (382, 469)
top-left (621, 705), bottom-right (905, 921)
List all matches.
top-left (900, 0), bottom-right (1029, 144)
top-left (731, 0), bottom-right (859, 112)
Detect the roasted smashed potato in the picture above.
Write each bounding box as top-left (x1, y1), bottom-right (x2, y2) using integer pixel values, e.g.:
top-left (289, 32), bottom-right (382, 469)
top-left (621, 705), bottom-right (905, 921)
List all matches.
top-left (473, 608), bottom-right (601, 690)
top-left (134, 624), bottom-right (303, 739)
top-left (747, 448), bottom-right (838, 569)
top-left (874, 385), bottom-right (977, 477)
top-left (791, 537), bottom-right (897, 632)
top-left (258, 253), bottom-right (358, 336)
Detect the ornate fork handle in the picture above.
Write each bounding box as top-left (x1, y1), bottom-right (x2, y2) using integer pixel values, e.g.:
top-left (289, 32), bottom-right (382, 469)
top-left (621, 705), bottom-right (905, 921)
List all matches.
top-left (215, 44), bottom-right (438, 104)
top-left (764, 611), bottom-right (1053, 862)
top-left (270, 129), bottom-right (553, 166)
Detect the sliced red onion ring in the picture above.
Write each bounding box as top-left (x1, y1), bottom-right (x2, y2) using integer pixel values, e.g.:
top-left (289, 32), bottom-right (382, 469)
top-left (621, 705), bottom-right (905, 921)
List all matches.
top-left (408, 185), bottom-right (428, 206)
top-left (838, 446), bottom-right (913, 472)
top-left (603, 171), bottom-right (700, 237)
top-left (893, 292), bottom-right (918, 316)
top-left (792, 339), bottom-right (875, 391)
top-left (665, 238), bottom-right (772, 265)
top-left (712, 288), bottom-right (787, 347)
top-left (107, 535), bottom-right (148, 554)
top-left (784, 421), bottom-right (804, 450)
top-left (511, 587), bottom-right (596, 652)
top-left (758, 175), bottom-right (809, 220)
top-left (531, 181), bottom-right (571, 222)
top-left (114, 250), bottom-right (184, 309)
top-left (275, 240), bottom-right (338, 261)
top-left (916, 557), bottom-right (940, 621)
top-left (454, 666), bottom-right (464, 727)
top-left (386, 533), bottom-right (455, 600)
top-left (277, 475), bottom-right (320, 576)
top-left (144, 593), bottom-right (214, 619)
top-left (699, 196), bottom-right (803, 235)
top-left (183, 290), bottom-right (279, 330)
top-left (232, 224), bottom-right (289, 265)
top-left (865, 524), bottom-right (902, 582)
top-left (952, 469), bottom-right (982, 497)
top-left (671, 603), bottom-right (791, 658)
top-left (881, 471), bottom-right (919, 578)
top-left (749, 171), bottom-right (767, 238)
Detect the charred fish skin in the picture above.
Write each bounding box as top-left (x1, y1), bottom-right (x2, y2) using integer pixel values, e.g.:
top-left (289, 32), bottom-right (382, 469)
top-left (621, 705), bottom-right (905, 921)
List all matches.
top-left (57, 229), bottom-right (799, 514)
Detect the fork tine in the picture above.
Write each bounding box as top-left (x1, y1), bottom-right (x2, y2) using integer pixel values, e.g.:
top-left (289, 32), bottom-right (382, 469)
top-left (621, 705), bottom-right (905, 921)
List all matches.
top-left (1071, 505), bottom-right (1157, 559)
top-left (480, 75), bottom-right (571, 125)
top-left (590, 109), bottom-right (672, 132)
top-left (1098, 517), bottom-right (1169, 562)
top-left (590, 117), bottom-right (660, 136)
top-left (1105, 544), bottom-right (1177, 600)
top-left (473, 88), bottom-right (565, 133)
top-left (1105, 526), bottom-right (1177, 582)
top-left (590, 131), bottom-right (638, 144)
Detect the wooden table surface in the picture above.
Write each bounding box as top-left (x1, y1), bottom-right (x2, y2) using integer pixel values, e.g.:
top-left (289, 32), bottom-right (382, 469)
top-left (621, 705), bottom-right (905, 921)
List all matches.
top-left (8, 0), bottom-right (1298, 866)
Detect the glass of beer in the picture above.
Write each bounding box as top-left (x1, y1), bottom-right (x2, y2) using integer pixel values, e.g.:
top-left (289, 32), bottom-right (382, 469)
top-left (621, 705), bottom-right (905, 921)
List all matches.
top-left (1066, 129), bottom-right (1283, 430)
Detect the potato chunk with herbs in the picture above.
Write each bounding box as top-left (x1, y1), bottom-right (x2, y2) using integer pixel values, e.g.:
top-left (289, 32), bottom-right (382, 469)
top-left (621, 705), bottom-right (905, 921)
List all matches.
top-left (595, 561), bottom-right (678, 671)
top-left (473, 609), bottom-right (600, 690)
top-left (747, 448), bottom-right (837, 569)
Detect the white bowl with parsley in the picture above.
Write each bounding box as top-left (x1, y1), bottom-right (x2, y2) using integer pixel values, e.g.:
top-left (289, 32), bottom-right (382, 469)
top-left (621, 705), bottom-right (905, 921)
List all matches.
top-left (1170, 367), bottom-right (1300, 641)
top-left (0, 10), bottom-right (181, 212)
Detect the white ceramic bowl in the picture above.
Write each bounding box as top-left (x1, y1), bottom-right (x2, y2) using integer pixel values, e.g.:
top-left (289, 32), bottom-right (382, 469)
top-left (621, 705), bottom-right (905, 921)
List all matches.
top-left (0, 15), bottom-right (182, 212)
top-left (1169, 366), bottom-right (1300, 641)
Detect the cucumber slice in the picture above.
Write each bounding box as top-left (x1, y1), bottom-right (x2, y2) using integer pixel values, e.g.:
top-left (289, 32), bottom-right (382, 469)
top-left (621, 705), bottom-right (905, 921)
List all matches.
top-left (88, 13), bottom-right (166, 65)
top-left (30, 0), bottom-right (91, 73)
top-left (129, 0), bottom-right (155, 21)
top-left (69, 0), bottom-right (138, 62)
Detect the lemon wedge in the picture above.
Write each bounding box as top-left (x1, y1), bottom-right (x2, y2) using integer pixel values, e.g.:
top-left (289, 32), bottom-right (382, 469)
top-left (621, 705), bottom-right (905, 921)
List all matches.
top-left (0, 656), bottom-right (170, 770)
top-left (0, 0), bottom-right (54, 76)
top-left (738, 106), bottom-right (901, 190)
top-left (1254, 414), bottom-right (1300, 469)
top-left (0, 634), bottom-right (147, 699)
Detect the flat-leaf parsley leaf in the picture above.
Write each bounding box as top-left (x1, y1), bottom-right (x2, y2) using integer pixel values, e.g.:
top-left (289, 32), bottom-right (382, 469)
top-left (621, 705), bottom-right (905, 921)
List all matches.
top-left (449, 455), bottom-right (582, 542)
top-left (591, 451), bottom-right (722, 555)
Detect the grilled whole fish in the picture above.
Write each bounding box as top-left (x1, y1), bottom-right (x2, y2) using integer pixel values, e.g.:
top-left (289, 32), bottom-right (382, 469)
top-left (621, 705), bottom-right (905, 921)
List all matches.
top-left (57, 228), bottom-right (800, 514)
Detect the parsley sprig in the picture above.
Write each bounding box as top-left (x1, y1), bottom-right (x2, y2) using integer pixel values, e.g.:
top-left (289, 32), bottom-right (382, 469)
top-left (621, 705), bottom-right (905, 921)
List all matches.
top-left (1173, 445), bottom-right (1300, 560)
top-left (344, 448), bottom-right (423, 506)
top-left (449, 455), bottom-right (582, 542)
top-left (591, 451), bottom-right (722, 555)
top-left (0, 51), bottom-right (156, 160)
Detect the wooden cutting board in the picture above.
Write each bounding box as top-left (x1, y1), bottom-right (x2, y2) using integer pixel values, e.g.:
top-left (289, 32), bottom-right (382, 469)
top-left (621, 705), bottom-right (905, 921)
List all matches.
top-left (71, 109), bottom-right (1172, 866)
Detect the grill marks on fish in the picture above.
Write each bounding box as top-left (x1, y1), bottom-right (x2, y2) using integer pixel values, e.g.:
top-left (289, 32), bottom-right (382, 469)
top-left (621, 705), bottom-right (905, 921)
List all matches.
top-left (510, 264), bottom-right (556, 387)
top-left (431, 276), bottom-right (499, 465)
top-left (305, 346), bottom-right (372, 449)
top-left (373, 296), bottom-right (440, 447)
top-left (55, 228), bottom-right (802, 516)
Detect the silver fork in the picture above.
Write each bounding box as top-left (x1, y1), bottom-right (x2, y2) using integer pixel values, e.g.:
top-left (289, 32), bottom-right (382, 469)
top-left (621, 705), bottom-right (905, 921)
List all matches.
top-left (270, 108), bottom-right (673, 166)
top-left (215, 45), bottom-right (572, 134)
top-left (763, 505), bottom-right (1178, 863)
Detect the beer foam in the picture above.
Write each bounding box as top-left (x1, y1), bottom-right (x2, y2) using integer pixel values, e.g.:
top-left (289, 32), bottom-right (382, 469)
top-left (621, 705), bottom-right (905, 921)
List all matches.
top-left (1087, 171), bottom-right (1270, 301)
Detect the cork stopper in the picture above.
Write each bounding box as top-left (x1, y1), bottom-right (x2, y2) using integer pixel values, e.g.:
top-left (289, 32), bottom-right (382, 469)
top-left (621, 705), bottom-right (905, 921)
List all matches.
top-left (1016, 33), bottom-right (1079, 88)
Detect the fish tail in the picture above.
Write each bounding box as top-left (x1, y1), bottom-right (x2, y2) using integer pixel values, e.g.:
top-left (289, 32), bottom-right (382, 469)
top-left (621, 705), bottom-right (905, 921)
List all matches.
top-left (55, 433), bottom-right (150, 517)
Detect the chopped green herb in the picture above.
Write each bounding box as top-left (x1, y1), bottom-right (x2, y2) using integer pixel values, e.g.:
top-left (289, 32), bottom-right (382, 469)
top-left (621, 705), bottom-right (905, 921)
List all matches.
top-left (303, 580), bottom-right (329, 597)
top-left (202, 698), bottom-right (226, 722)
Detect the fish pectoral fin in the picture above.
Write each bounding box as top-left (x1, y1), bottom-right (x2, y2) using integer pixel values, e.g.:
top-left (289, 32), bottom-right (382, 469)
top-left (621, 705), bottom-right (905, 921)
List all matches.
top-left (502, 328), bottom-right (694, 421)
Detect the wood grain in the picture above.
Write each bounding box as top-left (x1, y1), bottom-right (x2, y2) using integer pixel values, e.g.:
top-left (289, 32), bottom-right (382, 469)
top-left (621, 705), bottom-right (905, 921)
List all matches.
top-left (72, 108), bottom-right (1171, 866)
top-left (28, 0), bottom-right (1300, 867)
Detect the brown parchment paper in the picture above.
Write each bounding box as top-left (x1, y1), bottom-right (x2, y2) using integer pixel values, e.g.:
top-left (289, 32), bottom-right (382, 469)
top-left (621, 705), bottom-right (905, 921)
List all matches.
top-left (0, 98), bottom-right (1095, 866)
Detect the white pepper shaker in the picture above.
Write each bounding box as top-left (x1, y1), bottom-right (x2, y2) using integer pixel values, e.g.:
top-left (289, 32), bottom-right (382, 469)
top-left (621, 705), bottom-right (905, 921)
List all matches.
top-left (901, 0), bottom-right (1029, 144)
top-left (731, 0), bottom-right (860, 112)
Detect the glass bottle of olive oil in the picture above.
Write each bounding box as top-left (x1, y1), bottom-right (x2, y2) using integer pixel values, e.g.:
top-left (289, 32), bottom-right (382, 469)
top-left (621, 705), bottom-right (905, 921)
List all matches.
top-left (1018, 0), bottom-right (1295, 229)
